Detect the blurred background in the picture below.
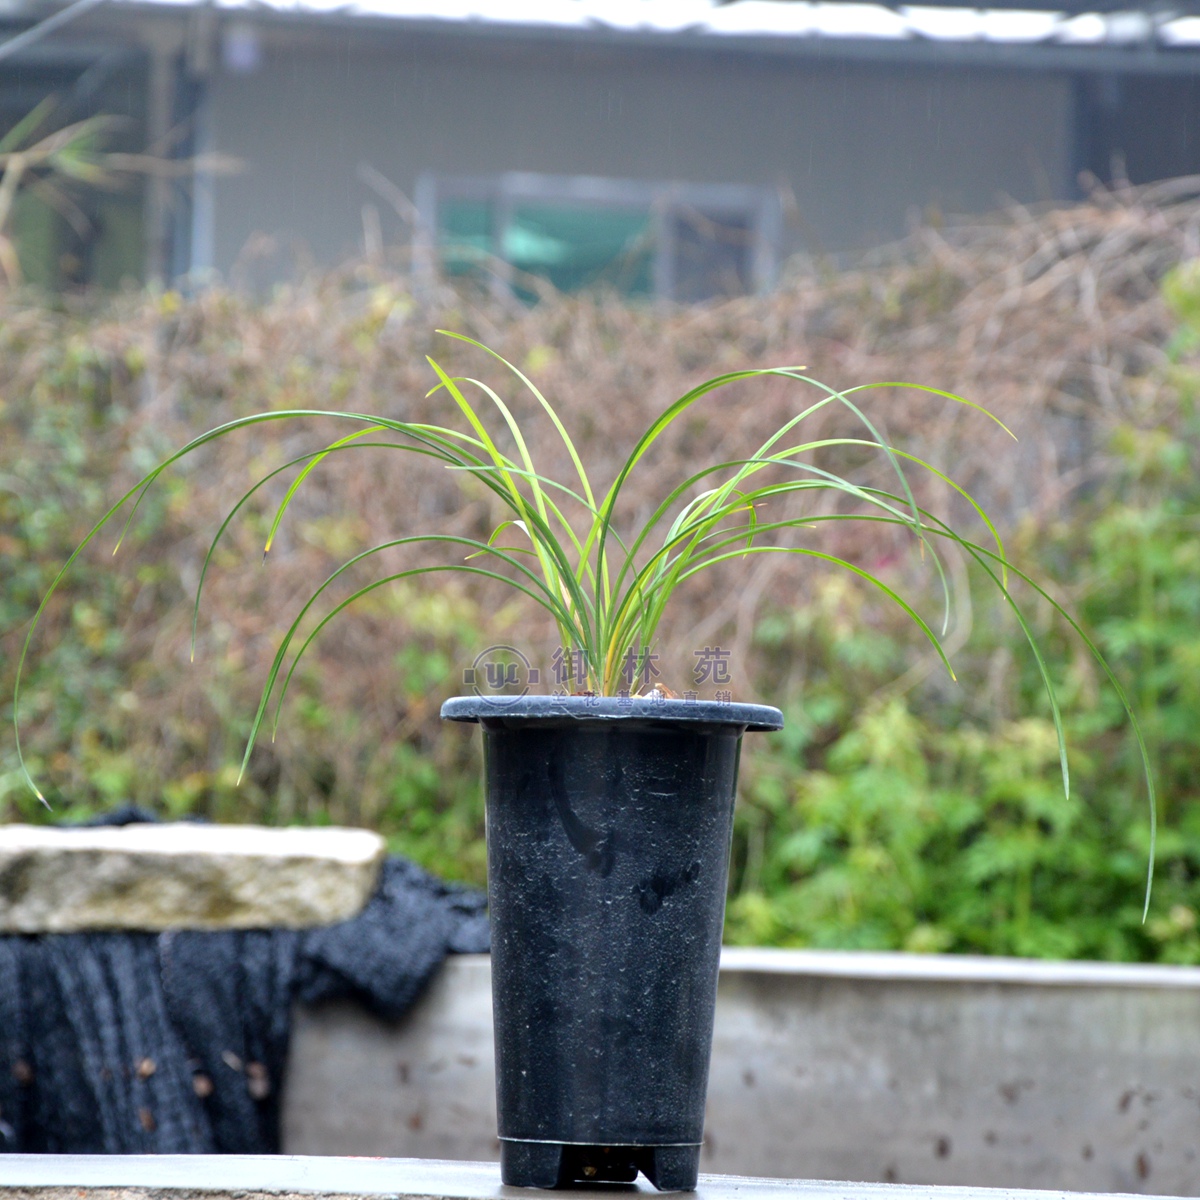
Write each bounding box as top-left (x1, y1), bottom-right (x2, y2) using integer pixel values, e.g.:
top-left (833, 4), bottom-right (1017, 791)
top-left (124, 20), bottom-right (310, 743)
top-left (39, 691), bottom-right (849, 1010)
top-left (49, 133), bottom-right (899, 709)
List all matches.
top-left (3, 0), bottom-right (1200, 962)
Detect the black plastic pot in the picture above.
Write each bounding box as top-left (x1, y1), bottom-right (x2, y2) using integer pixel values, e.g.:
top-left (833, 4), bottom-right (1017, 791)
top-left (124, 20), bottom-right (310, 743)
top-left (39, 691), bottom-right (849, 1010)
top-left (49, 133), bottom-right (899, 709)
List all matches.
top-left (441, 695), bottom-right (783, 1192)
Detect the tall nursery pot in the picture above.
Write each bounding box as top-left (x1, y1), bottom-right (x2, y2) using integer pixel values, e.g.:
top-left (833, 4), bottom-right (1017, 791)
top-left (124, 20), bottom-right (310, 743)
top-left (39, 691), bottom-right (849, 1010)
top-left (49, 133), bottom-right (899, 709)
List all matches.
top-left (442, 695), bottom-right (783, 1192)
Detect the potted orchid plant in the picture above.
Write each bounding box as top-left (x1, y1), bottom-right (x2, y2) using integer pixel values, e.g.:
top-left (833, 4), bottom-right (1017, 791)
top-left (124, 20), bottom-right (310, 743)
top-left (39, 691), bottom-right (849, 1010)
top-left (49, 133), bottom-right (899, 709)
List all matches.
top-left (14, 333), bottom-right (1153, 1191)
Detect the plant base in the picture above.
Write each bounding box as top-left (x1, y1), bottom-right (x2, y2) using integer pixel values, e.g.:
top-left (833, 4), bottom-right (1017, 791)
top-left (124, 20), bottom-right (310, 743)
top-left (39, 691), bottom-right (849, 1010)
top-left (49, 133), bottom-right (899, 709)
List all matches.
top-left (500, 1140), bottom-right (701, 1191)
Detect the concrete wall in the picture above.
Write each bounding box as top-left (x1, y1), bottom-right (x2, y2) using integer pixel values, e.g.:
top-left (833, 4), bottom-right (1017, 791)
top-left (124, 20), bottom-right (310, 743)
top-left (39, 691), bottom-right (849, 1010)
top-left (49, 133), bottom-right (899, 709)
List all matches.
top-left (283, 949), bottom-right (1200, 1196)
top-left (204, 30), bottom-right (1072, 274)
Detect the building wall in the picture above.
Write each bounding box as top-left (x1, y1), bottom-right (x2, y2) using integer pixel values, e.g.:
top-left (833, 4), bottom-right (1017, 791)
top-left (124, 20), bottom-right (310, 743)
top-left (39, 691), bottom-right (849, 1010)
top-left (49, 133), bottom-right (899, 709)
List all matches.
top-left (1077, 74), bottom-right (1200, 186)
top-left (203, 29), bottom-right (1074, 276)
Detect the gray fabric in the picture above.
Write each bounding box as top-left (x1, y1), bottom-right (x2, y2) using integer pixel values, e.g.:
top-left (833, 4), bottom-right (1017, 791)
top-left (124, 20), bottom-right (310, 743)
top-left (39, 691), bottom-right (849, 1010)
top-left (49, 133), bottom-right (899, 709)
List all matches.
top-left (0, 811), bottom-right (489, 1154)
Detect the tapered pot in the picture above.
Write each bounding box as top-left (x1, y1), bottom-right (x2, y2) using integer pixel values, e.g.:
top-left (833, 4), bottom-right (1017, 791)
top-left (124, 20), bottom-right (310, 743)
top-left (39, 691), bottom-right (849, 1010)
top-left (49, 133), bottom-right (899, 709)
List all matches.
top-left (442, 695), bottom-right (783, 1191)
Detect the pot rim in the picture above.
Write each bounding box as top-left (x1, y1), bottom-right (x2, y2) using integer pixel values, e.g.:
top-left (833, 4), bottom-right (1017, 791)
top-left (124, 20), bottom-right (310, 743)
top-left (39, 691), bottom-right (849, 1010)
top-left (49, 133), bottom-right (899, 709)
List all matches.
top-left (440, 693), bottom-right (783, 732)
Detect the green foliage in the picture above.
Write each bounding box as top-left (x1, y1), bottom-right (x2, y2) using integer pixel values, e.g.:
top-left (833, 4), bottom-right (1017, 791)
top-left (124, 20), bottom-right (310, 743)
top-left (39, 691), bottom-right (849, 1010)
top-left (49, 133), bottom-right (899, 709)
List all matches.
top-left (728, 633), bottom-right (1156, 959)
top-left (2, 265), bottom-right (1183, 951)
top-left (0, 100), bottom-right (146, 288)
top-left (726, 293), bottom-right (1200, 959)
top-left (0, 322), bottom-right (492, 884)
top-left (20, 333), bottom-right (1135, 839)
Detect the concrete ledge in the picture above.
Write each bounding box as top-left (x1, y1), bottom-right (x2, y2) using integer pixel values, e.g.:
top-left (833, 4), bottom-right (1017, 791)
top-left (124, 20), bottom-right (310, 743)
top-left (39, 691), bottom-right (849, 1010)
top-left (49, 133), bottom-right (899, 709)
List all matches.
top-left (0, 824), bottom-right (385, 931)
top-left (0, 1156), bottom-right (1183, 1200)
top-left (284, 950), bottom-right (1200, 1194)
top-left (717, 947), bottom-right (1200, 989)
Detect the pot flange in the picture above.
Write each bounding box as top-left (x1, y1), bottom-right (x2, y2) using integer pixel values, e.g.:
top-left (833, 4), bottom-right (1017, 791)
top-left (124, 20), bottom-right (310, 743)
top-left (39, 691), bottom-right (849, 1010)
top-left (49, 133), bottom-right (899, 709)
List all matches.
top-left (441, 694), bottom-right (783, 732)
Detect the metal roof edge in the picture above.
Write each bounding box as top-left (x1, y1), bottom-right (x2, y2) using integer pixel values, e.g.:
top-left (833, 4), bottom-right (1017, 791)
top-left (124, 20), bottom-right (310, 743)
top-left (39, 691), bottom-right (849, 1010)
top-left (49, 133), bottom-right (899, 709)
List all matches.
top-left (44, 0), bottom-right (1200, 75)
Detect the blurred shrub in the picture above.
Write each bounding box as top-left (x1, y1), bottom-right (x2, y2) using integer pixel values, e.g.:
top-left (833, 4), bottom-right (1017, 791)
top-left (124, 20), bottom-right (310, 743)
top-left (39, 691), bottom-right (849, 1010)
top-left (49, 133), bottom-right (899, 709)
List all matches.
top-left (4, 186), bottom-right (1200, 954)
top-left (726, 256), bottom-right (1200, 960)
top-left (0, 296), bottom-right (493, 880)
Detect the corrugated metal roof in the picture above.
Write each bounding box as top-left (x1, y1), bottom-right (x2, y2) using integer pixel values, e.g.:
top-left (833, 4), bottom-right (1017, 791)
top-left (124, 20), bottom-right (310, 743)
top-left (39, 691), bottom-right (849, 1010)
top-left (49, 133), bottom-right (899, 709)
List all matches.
top-left (118, 0), bottom-right (1200, 49)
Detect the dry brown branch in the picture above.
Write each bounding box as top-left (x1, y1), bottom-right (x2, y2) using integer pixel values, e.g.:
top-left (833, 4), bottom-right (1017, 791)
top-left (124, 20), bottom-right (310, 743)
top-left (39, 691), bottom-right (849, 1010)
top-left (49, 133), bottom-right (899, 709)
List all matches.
top-left (4, 177), bottom-right (1196, 824)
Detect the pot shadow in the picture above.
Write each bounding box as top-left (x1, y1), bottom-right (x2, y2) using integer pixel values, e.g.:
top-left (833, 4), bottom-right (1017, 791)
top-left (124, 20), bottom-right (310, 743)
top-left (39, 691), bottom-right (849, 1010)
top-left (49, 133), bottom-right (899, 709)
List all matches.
top-left (634, 860), bottom-right (702, 915)
top-left (547, 741), bottom-right (618, 877)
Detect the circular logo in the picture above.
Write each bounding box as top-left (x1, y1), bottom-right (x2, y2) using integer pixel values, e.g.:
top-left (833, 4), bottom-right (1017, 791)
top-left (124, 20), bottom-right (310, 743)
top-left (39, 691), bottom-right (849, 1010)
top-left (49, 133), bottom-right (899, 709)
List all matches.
top-left (463, 645), bottom-right (540, 704)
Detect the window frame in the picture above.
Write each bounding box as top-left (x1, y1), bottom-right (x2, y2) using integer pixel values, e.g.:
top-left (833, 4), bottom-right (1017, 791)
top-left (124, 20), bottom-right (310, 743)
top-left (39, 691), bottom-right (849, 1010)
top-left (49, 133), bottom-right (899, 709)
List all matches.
top-left (414, 171), bottom-right (782, 301)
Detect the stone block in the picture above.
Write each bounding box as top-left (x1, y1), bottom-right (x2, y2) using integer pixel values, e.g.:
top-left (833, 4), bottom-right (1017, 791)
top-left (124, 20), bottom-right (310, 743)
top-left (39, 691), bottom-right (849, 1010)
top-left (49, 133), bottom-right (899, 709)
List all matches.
top-left (0, 823), bottom-right (385, 932)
